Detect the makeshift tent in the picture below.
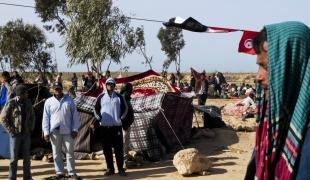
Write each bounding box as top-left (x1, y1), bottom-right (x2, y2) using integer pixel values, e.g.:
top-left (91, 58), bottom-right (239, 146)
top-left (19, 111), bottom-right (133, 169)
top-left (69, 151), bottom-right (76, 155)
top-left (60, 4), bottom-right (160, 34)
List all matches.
top-left (130, 92), bottom-right (193, 160)
top-left (74, 92), bottom-right (193, 161)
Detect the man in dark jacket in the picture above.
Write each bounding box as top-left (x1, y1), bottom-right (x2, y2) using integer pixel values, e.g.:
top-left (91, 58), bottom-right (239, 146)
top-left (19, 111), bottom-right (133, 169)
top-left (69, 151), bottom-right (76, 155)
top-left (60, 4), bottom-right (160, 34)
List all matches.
top-left (94, 78), bottom-right (128, 176)
top-left (120, 83), bottom-right (134, 168)
top-left (0, 85), bottom-right (35, 180)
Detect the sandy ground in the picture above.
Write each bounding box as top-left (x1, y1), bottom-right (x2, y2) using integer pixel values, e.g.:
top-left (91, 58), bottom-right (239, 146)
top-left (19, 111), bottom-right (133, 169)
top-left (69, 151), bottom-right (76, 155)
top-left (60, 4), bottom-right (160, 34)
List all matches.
top-left (0, 99), bottom-right (255, 180)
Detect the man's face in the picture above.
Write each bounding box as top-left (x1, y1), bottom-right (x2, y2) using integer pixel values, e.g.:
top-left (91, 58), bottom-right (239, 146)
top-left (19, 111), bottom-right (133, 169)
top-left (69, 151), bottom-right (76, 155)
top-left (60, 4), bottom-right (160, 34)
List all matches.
top-left (0, 76), bottom-right (8, 83)
top-left (106, 83), bottom-right (115, 91)
top-left (53, 87), bottom-right (63, 96)
top-left (256, 41), bottom-right (269, 90)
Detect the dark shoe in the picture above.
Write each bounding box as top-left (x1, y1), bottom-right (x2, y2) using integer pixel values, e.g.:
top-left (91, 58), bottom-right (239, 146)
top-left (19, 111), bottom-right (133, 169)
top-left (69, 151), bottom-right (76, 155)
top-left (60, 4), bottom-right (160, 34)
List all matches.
top-left (118, 170), bottom-right (127, 176)
top-left (103, 170), bottom-right (115, 176)
top-left (69, 174), bottom-right (82, 180)
top-left (55, 174), bottom-right (65, 180)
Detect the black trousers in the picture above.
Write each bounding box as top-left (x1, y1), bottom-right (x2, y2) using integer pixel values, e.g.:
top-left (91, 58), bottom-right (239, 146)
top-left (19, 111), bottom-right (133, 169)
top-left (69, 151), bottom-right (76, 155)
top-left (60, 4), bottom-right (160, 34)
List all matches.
top-left (100, 126), bottom-right (124, 172)
top-left (198, 94), bottom-right (207, 105)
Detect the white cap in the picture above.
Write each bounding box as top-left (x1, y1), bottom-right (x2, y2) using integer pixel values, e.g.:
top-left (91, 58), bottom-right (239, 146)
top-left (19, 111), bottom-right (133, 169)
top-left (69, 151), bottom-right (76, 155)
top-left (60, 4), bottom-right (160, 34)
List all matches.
top-left (105, 77), bottom-right (115, 84)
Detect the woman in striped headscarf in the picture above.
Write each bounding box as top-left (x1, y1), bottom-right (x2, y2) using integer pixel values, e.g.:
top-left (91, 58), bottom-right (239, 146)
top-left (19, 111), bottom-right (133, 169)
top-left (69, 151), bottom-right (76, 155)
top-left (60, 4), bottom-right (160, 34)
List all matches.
top-left (245, 22), bottom-right (310, 180)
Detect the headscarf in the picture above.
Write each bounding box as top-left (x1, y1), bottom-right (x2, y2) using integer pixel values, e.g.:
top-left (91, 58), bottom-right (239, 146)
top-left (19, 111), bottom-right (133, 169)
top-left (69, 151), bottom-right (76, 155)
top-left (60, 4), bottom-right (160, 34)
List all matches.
top-left (255, 21), bottom-right (310, 179)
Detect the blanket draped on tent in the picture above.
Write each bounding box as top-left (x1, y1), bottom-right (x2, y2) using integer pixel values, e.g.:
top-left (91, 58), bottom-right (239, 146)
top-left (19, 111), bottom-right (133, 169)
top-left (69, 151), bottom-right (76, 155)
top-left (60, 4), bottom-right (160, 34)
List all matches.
top-left (83, 70), bottom-right (180, 97)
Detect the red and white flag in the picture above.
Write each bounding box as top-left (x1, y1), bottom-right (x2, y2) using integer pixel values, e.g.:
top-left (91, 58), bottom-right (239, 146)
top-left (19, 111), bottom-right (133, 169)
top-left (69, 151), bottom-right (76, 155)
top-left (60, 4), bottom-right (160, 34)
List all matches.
top-left (164, 17), bottom-right (259, 55)
top-left (238, 31), bottom-right (259, 55)
top-left (206, 26), bottom-right (238, 33)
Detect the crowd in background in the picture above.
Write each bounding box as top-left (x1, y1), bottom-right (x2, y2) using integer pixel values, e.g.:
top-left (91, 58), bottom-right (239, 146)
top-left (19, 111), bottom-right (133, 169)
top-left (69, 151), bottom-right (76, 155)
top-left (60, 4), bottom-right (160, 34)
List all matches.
top-left (168, 71), bottom-right (255, 99)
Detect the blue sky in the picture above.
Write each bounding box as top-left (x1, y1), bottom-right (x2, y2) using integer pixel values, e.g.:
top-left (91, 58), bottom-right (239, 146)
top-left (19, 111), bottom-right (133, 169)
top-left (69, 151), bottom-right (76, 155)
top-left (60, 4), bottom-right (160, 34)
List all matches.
top-left (0, 0), bottom-right (309, 73)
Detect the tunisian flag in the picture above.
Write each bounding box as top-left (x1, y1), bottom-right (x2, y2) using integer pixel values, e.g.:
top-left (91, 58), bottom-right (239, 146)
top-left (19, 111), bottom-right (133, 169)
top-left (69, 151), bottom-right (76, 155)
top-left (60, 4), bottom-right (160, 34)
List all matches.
top-left (238, 31), bottom-right (259, 55)
top-left (163, 17), bottom-right (238, 33)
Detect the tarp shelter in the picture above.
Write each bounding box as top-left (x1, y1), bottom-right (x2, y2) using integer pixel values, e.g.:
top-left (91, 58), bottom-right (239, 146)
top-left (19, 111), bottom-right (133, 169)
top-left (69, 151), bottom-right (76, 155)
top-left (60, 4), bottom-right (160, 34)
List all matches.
top-left (130, 93), bottom-right (193, 160)
top-left (74, 92), bottom-right (193, 161)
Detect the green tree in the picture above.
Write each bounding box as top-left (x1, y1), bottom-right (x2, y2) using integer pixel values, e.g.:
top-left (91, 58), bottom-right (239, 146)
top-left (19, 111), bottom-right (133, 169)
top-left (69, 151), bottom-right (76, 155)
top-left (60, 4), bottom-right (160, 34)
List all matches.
top-left (35, 0), bottom-right (67, 35)
top-left (0, 19), bottom-right (57, 76)
top-left (126, 26), bottom-right (153, 69)
top-left (65, 0), bottom-right (135, 73)
top-left (157, 27), bottom-right (185, 84)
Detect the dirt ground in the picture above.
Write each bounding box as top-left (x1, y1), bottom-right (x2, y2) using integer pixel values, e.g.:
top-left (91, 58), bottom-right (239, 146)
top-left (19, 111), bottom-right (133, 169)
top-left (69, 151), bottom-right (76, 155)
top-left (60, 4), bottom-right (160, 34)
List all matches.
top-left (0, 99), bottom-right (255, 180)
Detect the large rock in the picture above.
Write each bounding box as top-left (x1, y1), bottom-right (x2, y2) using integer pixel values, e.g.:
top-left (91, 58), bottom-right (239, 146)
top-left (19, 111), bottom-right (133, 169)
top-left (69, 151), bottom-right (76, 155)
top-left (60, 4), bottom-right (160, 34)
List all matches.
top-left (173, 148), bottom-right (212, 175)
top-left (223, 116), bottom-right (256, 131)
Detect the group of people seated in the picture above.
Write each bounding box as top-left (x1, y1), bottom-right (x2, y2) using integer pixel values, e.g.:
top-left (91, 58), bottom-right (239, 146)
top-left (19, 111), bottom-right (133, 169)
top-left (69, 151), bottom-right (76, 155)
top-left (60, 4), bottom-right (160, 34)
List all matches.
top-left (166, 71), bottom-right (257, 120)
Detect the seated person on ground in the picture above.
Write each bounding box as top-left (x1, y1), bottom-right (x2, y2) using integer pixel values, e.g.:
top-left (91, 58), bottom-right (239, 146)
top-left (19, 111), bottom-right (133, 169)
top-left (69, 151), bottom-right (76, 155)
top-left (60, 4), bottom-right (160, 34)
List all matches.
top-left (222, 89), bottom-right (256, 118)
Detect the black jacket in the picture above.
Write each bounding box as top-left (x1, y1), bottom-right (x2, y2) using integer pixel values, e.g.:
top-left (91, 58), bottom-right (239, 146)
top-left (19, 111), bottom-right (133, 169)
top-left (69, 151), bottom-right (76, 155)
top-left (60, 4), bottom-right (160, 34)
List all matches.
top-left (122, 97), bottom-right (134, 130)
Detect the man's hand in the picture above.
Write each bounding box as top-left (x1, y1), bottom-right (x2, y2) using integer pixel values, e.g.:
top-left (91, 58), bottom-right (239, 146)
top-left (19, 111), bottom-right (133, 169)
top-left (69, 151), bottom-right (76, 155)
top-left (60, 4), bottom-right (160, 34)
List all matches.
top-left (44, 135), bottom-right (50, 142)
top-left (71, 131), bottom-right (78, 139)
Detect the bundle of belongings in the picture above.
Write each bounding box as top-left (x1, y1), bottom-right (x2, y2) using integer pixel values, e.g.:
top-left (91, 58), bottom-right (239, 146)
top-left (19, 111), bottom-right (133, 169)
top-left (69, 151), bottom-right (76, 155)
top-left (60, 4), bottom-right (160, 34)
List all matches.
top-left (194, 105), bottom-right (226, 129)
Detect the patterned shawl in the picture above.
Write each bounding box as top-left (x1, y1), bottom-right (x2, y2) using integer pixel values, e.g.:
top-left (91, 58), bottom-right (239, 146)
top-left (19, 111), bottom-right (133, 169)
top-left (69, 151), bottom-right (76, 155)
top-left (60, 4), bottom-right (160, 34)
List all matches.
top-left (254, 21), bottom-right (310, 180)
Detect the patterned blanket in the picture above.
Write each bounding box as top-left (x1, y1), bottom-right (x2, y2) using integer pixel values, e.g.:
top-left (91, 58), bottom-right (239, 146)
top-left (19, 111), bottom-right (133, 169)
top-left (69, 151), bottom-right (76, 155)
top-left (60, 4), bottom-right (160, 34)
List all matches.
top-left (129, 93), bottom-right (165, 160)
top-left (83, 70), bottom-right (180, 97)
top-left (74, 95), bottom-right (96, 113)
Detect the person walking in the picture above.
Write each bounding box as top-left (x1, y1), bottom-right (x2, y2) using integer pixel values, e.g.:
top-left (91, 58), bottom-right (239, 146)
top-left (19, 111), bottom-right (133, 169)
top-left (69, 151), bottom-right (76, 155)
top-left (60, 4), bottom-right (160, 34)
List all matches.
top-left (197, 73), bottom-right (208, 105)
top-left (42, 82), bottom-right (81, 180)
top-left (93, 78), bottom-right (128, 176)
top-left (0, 84), bottom-right (35, 180)
top-left (71, 73), bottom-right (78, 92)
